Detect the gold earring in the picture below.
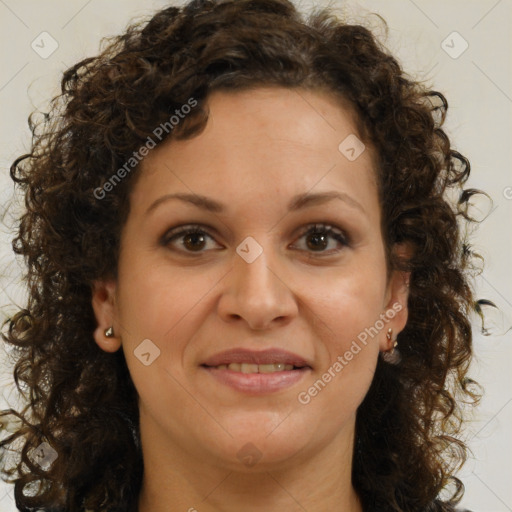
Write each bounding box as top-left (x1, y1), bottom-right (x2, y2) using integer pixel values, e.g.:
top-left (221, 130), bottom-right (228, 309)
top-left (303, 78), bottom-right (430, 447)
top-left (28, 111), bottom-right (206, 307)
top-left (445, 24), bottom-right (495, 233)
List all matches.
top-left (382, 328), bottom-right (400, 364)
top-left (104, 326), bottom-right (114, 338)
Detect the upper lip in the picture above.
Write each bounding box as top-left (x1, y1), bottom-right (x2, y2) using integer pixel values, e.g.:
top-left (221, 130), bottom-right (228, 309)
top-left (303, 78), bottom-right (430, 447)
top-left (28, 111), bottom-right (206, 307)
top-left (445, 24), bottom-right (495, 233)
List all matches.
top-left (201, 348), bottom-right (312, 368)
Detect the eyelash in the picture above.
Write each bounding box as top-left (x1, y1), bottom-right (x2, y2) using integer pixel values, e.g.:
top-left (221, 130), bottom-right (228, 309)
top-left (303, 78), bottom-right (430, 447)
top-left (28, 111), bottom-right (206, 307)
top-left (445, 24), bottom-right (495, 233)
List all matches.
top-left (161, 223), bottom-right (350, 256)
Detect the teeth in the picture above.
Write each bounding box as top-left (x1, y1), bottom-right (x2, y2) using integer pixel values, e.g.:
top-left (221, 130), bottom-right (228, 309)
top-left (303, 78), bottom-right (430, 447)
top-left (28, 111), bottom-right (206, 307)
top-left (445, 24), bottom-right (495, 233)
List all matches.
top-left (258, 363), bottom-right (294, 373)
top-left (213, 363), bottom-right (295, 373)
top-left (240, 363), bottom-right (259, 373)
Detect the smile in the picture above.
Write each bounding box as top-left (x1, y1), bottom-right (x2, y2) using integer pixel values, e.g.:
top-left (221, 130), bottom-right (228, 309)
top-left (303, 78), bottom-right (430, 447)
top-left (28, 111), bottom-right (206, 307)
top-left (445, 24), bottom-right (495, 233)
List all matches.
top-left (204, 362), bottom-right (298, 373)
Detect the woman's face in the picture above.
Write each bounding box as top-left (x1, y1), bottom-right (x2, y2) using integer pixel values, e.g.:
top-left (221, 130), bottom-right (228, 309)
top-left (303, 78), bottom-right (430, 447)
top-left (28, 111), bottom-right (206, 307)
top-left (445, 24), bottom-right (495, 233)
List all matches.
top-left (93, 86), bottom-right (409, 472)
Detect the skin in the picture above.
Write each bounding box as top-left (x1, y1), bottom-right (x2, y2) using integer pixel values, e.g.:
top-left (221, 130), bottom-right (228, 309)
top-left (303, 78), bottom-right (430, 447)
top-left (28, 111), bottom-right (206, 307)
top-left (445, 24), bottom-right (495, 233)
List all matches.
top-left (92, 86), bottom-right (410, 512)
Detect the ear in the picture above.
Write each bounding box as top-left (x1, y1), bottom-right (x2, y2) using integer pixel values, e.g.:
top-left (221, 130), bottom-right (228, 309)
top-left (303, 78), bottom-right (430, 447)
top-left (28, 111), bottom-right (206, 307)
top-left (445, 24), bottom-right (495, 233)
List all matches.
top-left (91, 278), bottom-right (121, 353)
top-left (379, 242), bottom-right (413, 352)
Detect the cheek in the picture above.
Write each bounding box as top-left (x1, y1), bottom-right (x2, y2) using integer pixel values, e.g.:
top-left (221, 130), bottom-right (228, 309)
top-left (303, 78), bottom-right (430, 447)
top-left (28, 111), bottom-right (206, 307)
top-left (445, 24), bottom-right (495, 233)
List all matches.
top-left (306, 262), bottom-right (387, 341)
top-left (297, 273), bottom-right (384, 415)
top-left (115, 255), bottom-right (208, 419)
top-left (301, 261), bottom-right (385, 396)
top-left (116, 252), bottom-right (216, 341)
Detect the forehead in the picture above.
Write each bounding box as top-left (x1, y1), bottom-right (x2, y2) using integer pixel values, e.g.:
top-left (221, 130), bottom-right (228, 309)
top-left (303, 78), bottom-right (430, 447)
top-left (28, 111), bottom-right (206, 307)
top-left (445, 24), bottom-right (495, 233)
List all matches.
top-left (134, 86), bottom-right (379, 220)
top-left (184, 86), bottom-right (370, 163)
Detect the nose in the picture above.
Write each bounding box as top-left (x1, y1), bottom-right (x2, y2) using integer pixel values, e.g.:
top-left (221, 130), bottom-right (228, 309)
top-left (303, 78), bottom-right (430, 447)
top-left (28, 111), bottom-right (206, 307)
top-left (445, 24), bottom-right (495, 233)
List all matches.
top-left (217, 239), bottom-right (298, 330)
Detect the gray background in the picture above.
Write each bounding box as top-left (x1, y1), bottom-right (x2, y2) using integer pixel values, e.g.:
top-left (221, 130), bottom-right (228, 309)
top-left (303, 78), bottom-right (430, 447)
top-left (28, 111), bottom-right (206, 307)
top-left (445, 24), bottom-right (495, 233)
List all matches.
top-left (1, 0), bottom-right (511, 510)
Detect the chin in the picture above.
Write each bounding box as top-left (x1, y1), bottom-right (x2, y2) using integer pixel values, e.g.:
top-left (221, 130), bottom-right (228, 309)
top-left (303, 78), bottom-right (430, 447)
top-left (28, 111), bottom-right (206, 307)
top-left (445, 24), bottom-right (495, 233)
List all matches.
top-left (200, 418), bottom-right (313, 471)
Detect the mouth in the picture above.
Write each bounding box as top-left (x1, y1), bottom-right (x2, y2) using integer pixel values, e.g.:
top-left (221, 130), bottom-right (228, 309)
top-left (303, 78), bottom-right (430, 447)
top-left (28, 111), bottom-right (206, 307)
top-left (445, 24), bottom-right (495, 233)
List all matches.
top-left (200, 348), bottom-right (313, 394)
top-left (200, 364), bottom-right (311, 395)
top-left (201, 362), bottom-right (309, 373)
top-left (201, 347), bottom-right (312, 370)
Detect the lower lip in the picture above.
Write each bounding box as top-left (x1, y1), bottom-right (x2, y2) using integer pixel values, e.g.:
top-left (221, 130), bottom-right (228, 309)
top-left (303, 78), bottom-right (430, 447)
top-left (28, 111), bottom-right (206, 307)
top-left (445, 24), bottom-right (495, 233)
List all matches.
top-left (201, 366), bottom-right (311, 394)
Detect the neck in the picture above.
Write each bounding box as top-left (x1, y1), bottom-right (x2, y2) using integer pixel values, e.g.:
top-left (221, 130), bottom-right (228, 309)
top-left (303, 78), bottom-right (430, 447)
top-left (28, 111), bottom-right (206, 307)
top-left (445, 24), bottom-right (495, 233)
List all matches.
top-left (136, 414), bottom-right (363, 512)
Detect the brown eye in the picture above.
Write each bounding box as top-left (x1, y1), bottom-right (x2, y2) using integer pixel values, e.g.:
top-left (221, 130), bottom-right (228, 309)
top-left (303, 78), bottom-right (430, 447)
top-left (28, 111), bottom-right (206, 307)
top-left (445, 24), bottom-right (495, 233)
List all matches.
top-left (162, 225), bottom-right (220, 253)
top-left (293, 224), bottom-right (349, 254)
top-left (161, 222), bottom-right (349, 256)
top-left (181, 231), bottom-right (208, 251)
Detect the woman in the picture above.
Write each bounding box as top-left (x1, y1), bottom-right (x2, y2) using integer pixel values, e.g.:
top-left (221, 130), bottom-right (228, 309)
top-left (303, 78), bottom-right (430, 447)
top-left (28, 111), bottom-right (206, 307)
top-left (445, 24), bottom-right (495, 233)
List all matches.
top-left (0, 0), bottom-right (485, 510)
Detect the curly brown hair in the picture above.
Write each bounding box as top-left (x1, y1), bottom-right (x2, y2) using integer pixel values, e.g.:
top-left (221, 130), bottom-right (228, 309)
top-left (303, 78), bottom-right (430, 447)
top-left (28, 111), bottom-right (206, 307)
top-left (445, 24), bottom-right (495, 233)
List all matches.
top-left (0, 0), bottom-right (486, 511)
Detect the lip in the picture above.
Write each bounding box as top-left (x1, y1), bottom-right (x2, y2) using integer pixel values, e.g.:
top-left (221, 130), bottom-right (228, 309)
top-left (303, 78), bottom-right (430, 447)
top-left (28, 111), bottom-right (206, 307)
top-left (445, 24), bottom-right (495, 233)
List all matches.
top-left (201, 348), bottom-right (312, 368)
top-left (200, 348), bottom-right (313, 395)
top-left (201, 366), bottom-right (312, 395)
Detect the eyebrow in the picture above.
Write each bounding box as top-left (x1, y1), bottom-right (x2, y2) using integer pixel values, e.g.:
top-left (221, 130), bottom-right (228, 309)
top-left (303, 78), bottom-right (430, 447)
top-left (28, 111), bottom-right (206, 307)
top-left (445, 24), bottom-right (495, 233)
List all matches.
top-left (145, 190), bottom-right (366, 216)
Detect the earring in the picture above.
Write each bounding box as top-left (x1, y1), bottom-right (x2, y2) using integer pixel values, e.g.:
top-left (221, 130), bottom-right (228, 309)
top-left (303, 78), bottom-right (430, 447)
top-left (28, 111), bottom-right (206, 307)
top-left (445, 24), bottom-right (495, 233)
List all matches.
top-left (104, 326), bottom-right (114, 338)
top-left (382, 328), bottom-right (401, 364)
